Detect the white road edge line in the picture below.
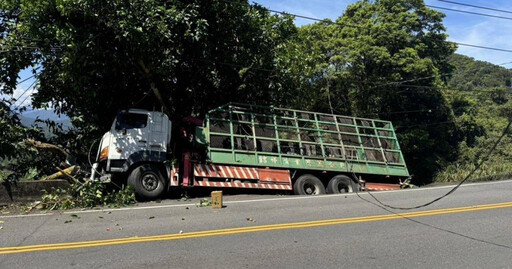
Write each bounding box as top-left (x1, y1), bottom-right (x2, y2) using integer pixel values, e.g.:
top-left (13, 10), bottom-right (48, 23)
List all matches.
top-left (2, 179), bottom-right (512, 219)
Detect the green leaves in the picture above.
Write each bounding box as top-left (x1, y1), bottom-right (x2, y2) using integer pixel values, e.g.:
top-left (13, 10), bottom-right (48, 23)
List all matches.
top-left (0, 0), bottom-right (301, 137)
top-left (435, 54), bottom-right (512, 183)
top-left (296, 0), bottom-right (457, 184)
top-left (3, 0), bottom-right (502, 186)
top-left (41, 181), bottom-right (136, 210)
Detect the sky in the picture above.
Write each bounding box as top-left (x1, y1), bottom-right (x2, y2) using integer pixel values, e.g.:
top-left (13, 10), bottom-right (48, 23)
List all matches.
top-left (257, 0), bottom-right (512, 65)
top-left (10, 0), bottom-right (512, 109)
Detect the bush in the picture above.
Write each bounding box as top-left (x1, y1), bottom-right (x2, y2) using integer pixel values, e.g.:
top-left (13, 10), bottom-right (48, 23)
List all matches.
top-left (434, 160), bottom-right (512, 183)
top-left (41, 180), bottom-right (136, 210)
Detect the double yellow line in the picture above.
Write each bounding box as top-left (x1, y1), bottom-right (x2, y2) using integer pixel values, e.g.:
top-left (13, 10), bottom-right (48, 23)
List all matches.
top-left (1, 201), bottom-right (512, 255)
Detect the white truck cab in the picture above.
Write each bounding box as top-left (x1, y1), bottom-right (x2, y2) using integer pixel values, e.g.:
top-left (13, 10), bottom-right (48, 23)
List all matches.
top-left (91, 109), bottom-right (172, 198)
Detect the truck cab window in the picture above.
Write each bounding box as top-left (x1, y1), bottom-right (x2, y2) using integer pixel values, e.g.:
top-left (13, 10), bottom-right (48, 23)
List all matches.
top-left (116, 113), bottom-right (148, 130)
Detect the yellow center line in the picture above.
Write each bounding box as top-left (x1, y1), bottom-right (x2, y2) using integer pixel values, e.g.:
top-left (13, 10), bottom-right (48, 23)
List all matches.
top-left (1, 201), bottom-right (512, 255)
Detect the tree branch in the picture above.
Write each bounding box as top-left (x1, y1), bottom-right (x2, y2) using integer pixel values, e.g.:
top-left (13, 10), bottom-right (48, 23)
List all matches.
top-left (137, 59), bottom-right (171, 118)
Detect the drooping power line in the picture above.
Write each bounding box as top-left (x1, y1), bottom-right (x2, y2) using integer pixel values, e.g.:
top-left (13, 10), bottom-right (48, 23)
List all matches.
top-left (437, 0), bottom-right (512, 15)
top-left (426, 5), bottom-right (512, 21)
top-left (242, 1), bottom-right (512, 54)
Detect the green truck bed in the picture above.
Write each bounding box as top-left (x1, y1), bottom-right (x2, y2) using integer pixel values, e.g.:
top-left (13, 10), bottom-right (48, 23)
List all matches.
top-left (196, 103), bottom-right (409, 178)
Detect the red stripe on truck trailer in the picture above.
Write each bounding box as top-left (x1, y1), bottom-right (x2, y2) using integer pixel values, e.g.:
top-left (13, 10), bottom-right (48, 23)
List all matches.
top-left (363, 183), bottom-right (401, 191)
top-left (194, 164), bottom-right (262, 180)
top-left (195, 180), bottom-right (292, 190)
top-left (192, 164), bottom-right (293, 190)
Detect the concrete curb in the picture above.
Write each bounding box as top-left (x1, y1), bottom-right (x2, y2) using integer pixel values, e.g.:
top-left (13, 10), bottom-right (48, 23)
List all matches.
top-left (0, 180), bottom-right (71, 204)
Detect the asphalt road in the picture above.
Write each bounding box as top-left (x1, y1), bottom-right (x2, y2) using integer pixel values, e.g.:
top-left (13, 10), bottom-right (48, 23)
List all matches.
top-left (1, 180), bottom-right (512, 268)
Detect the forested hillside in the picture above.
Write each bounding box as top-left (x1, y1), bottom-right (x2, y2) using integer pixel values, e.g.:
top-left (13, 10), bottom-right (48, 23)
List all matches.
top-left (1, 0), bottom-right (511, 185)
top-left (434, 54), bottom-right (512, 183)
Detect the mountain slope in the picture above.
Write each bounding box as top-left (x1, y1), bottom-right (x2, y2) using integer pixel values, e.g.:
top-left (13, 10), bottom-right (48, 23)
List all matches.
top-left (434, 54), bottom-right (512, 182)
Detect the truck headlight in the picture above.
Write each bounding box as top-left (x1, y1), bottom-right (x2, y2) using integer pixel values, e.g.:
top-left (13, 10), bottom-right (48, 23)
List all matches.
top-left (99, 146), bottom-right (109, 161)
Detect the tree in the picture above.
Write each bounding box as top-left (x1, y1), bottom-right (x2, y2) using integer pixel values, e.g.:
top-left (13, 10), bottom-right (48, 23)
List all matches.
top-left (0, 100), bottom-right (61, 180)
top-left (434, 54), bottom-right (512, 183)
top-left (0, 0), bottom-right (303, 134)
top-left (297, 0), bottom-right (459, 184)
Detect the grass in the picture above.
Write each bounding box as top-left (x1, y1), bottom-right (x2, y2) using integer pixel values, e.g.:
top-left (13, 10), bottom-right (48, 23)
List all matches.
top-left (434, 161), bottom-right (512, 183)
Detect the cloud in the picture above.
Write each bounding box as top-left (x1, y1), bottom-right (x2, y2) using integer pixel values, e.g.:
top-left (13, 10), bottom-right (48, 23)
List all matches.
top-left (425, 0), bottom-right (512, 65)
top-left (0, 80), bottom-right (38, 108)
top-left (449, 19), bottom-right (512, 65)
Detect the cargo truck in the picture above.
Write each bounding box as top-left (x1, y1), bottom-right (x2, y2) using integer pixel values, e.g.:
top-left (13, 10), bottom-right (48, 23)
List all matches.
top-left (91, 103), bottom-right (410, 199)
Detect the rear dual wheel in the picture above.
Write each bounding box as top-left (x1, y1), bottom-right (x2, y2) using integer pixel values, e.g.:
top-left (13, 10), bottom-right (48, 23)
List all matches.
top-left (326, 175), bottom-right (359, 194)
top-left (293, 174), bottom-right (360, 195)
top-left (293, 174), bottom-right (326, 195)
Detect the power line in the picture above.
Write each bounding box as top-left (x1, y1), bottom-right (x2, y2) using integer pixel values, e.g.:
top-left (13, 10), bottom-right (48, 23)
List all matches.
top-left (242, 1), bottom-right (512, 54)
top-left (426, 5), bottom-right (512, 21)
top-left (371, 60), bottom-right (512, 88)
top-left (394, 84), bottom-right (512, 94)
top-left (0, 47), bottom-right (61, 53)
top-left (437, 0), bottom-right (512, 15)
top-left (385, 108), bottom-right (446, 115)
top-left (224, 1), bottom-right (512, 90)
top-left (363, 118), bottom-right (512, 210)
top-left (395, 120), bottom-right (456, 130)
top-left (15, 88), bottom-right (36, 107)
top-left (3, 1), bottom-right (512, 56)
top-left (452, 42), bottom-right (512, 53)
top-left (15, 74), bottom-right (36, 86)
top-left (13, 79), bottom-right (37, 104)
top-left (14, 81), bottom-right (38, 108)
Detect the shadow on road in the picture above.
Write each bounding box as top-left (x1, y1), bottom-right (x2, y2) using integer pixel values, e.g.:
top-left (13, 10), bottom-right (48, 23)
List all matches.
top-left (163, 187), bottom-right (293, 200)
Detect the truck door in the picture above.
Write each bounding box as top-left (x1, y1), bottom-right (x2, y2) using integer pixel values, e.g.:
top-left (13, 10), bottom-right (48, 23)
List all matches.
top-left (148, 112), bottom-right (167, 153)
top-left (110, 112), bottom-right (150, 160)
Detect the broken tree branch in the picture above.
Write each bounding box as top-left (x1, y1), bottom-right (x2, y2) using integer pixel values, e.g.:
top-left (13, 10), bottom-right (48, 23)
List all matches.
top-left (137, 59), bottom-right (171, 118)
top-left (25, 139), bottom-right (69, 157)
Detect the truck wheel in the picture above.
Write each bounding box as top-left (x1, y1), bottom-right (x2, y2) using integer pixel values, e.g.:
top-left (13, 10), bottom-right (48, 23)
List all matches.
top-left (293, 174), bottom-right (326, 195)
top-left (327, 175), bottom-right (358, 194)
top-left (128, 164), bottom-right (166, 200)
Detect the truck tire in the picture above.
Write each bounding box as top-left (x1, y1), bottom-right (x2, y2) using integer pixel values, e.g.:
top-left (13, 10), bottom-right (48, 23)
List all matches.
top-left (127, 164), bottom-right (167, 200)
top-left (327, 175), bottom-right (359, 194)
top-left (293, 174), bottom-right (326, 195)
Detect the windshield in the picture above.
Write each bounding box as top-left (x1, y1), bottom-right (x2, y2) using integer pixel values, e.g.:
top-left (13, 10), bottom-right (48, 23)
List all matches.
top-left (115, 112), bottom-right (148, 130)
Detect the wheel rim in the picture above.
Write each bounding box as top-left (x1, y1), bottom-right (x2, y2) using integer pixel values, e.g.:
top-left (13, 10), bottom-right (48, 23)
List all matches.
top-left (303, 182), bottom-right (318, 195)
top-left (141, 172), bottom-right (159, 192)
top-left (337, 181), bottom-right (352, 193)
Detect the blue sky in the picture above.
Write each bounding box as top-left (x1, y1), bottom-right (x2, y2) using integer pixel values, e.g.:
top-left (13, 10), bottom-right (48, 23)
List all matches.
top-left (257, 0), bottom-right (512, 65)
top-left (11, 0), bottom-right (512, 108)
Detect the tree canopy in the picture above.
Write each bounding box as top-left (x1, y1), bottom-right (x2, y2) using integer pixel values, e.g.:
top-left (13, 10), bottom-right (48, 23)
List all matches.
top-left (1, 0), bottom-right (510, 184)
top-left (1, 0), bottom-right (307, 132)
top-left (296, 0), bottom-right (459, 183)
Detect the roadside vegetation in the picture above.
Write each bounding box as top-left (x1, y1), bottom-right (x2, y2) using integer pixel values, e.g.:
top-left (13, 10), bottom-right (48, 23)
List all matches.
top-left (1, 0), bottom-right (511, 194)
top-left (40, 181), bottom-right (136, 210)
top-left (434, 54), bottom-right (512, 183)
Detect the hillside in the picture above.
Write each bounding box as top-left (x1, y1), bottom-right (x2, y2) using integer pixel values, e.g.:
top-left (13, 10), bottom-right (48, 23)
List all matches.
top-left (434, 54), bottom-right (512, 182)
top-left (20, 109), bottom-right (72, 137)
